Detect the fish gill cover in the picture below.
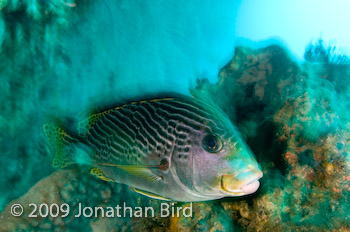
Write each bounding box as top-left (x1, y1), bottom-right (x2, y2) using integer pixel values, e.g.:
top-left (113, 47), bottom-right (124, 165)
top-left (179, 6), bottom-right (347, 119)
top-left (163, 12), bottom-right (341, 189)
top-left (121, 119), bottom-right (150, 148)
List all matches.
top-left (0, 0), bottom-right (350, 231)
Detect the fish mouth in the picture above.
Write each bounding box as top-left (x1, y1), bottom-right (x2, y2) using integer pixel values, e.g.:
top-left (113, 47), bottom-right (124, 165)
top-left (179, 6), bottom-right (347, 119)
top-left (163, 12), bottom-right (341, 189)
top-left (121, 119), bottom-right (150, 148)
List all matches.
top-left (220, 170), bottom-right (263, 196)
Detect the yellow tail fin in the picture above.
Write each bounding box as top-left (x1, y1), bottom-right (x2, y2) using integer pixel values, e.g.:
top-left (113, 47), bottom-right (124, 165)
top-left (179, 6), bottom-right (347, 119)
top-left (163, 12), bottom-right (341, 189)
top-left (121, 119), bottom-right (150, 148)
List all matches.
top-left (43, 123), bottom-right (74, 168)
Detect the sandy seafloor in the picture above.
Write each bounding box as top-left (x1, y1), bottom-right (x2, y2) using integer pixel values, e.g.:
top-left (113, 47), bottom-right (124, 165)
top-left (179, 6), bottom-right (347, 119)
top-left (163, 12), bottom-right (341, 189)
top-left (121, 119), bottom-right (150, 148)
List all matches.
top-left (1, 1), bottom-right (350, 231)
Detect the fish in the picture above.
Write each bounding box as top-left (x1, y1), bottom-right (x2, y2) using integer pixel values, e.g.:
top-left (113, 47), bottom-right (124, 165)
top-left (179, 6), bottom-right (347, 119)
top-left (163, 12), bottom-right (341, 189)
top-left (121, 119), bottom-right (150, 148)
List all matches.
top-left (43, 95), bottom-right (263, 202)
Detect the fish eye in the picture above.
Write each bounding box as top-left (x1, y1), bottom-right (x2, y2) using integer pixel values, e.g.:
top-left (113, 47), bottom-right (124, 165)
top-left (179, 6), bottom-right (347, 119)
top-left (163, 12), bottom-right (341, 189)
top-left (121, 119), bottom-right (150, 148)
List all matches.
top-left (202, 134), bottom-right (223, 153)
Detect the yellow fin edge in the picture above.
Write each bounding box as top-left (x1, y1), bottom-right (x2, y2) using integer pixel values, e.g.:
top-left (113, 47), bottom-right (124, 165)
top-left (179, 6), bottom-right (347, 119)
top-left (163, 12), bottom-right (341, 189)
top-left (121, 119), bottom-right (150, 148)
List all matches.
top-left (133, 188), bottom-right (170, 201)
top-left (98, 163), bottom-right (163, 183)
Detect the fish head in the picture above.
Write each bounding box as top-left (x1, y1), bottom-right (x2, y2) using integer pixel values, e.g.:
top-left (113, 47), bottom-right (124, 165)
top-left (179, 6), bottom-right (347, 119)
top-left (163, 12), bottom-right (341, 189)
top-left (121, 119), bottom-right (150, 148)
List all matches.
top-left (180, 103), bottom-right (263, 200)
top-left (191, 131), bottom-right (263, 199)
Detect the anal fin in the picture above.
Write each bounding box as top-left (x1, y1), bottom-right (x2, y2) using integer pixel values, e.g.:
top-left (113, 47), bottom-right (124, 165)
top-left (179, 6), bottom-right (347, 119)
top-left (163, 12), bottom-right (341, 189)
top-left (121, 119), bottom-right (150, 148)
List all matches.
top-left (133, 188), bottom-right (171, 201)
top-left (90, 167), bottom-right (116, 182)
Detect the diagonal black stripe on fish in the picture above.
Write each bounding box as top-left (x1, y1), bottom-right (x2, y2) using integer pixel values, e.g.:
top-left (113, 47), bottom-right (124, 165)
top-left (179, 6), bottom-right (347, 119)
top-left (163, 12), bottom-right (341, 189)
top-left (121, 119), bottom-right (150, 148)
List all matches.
top-left (43, 95), bottom-right (263, 202)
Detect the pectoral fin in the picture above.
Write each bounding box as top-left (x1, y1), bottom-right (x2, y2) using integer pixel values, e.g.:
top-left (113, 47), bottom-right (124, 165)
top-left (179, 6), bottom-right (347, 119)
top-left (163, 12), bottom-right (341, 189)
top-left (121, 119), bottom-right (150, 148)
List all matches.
top-left (98, 163), bottom-right (163, 183)
top-left (133, 188), bottom-right (170, 201)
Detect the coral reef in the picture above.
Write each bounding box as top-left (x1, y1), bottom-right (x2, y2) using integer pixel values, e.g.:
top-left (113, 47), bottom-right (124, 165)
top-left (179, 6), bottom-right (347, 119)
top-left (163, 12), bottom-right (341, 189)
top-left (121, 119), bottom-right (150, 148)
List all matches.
top-left (2, 43), bottom-right (350, 231)
top-left (200, 43), bottom-right (350, 231)
top-left (1, 1), bottom-right (350, 231)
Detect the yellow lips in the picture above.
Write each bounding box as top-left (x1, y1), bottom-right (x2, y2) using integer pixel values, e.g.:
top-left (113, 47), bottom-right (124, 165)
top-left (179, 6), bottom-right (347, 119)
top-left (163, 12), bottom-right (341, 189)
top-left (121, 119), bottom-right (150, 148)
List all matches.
top-left (220, 170), bottom-right (263, 195)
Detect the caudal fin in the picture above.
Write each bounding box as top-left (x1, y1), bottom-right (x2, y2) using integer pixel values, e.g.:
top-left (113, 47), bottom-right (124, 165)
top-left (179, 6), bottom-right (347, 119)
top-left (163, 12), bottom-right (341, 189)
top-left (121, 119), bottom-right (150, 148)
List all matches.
top-left (43, 123), bottom-right (76, 168)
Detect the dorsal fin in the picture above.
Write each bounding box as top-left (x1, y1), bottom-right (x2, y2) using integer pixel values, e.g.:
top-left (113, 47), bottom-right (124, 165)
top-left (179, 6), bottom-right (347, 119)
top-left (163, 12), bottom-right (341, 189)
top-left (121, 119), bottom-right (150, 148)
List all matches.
top-left (77, 107), bottom-right (117, 138)
top-left (77, 98), bottom-right (175, 138)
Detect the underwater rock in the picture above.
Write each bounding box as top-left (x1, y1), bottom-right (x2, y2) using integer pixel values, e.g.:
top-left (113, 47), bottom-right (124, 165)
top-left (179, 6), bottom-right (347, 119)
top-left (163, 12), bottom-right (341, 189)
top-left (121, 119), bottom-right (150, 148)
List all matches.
top-left (192, 44), bottom-right (350, 231)
top-left (3, 44), bottom-right (350, 231)
top-left (0, 168), bottom-right (238, 231)
top-left (0, 169), bottom-right (110, 231)
top-left (1, 2), bottom-right (350, 228)
top-left (0, 168), bottom-right (172, 231)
